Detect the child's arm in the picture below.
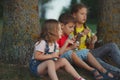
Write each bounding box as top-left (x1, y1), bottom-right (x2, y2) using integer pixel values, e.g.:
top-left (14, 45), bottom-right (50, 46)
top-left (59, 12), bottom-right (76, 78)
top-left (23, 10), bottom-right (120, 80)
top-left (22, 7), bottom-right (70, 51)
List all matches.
top-left (34, 51), bottom-right (59, 60)
top-left (88, 34), bottom-right (97, 49)
top-left (59, 39), bottom-right (76, 55)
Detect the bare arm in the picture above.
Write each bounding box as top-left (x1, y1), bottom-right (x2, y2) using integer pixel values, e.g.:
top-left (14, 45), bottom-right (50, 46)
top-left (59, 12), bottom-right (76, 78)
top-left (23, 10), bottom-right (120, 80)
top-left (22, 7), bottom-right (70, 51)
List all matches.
top-left (59, 39), bottom-right (78, 55)
top-left (34, 51), bottom-right (59, 60)
top-left (88, 35), bottom-right (97, 49)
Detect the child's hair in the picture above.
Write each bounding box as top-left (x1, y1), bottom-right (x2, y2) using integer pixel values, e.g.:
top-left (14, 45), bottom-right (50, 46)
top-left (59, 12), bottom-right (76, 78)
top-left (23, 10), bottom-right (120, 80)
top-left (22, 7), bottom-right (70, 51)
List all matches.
top-left (58, 13), bottom-right (76, 25)
top-left (38, 19), bottom-right (59, 43)
top-left (71, 3), bottom-right (88, 15)
top-left (71, 3), bottom-right (88, 36)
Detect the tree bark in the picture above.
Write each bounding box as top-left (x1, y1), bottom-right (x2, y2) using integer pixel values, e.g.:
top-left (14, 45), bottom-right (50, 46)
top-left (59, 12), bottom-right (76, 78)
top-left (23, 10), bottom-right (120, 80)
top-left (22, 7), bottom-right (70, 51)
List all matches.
top-left (0, 0), bottom-right (40, 64)
top-left (97, 0), bottom-right (120, 48)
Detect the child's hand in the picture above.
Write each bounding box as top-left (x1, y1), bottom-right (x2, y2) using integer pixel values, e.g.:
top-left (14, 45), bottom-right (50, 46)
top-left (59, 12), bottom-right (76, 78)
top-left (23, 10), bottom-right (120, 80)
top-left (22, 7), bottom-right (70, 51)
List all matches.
top-left (65, 38), bottom-right (75, 45)
top-left (83, 28), bottom-right (90, 35)
top-left (91, 35), bottom-right (97, 44)
top-left (51, 52), bottom-right (59, 58)
top-left (70, 42), bottom-right (79, 49)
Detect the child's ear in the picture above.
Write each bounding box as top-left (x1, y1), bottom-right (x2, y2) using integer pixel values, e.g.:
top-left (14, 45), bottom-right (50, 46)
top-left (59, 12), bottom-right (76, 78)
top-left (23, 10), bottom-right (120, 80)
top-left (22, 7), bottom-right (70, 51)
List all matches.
top-left (60, 23), bottom-right (64, 29)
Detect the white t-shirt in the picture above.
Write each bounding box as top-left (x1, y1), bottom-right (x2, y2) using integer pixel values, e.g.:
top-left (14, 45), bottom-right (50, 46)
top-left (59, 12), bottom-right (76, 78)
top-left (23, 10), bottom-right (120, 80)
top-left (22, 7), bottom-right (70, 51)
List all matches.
top-left (32, 40), bottom-right (59, 59)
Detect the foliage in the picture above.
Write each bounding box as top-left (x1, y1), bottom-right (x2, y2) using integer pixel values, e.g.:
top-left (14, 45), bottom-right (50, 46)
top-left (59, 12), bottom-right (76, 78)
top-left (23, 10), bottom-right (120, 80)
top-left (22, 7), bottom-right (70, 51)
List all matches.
top-left (39, 0), bottom-right (51, 4)
top-left (0, 0), bottom-right (3, 18)
top-left (0, 19), bottom-right (3, 42)
top-left (61, 0), bottom-right (81, 16)
top-left (81, 0), bottom-right (99, 19)
top-left (60, 0), bottom-right (99, 21)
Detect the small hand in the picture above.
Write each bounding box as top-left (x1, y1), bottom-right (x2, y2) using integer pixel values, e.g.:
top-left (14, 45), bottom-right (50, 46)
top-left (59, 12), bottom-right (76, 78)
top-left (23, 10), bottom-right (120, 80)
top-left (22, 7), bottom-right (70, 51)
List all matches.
top-left (70, 42), bottom-right (79, 49)
top-left (51, 52), bottom-right (59, 58)
top-left (83, 28), bottom-right (90, 35)
top-left (65, 38), bottom-right (75, 45)
top-left (91, 35), bottom-right (97, 44)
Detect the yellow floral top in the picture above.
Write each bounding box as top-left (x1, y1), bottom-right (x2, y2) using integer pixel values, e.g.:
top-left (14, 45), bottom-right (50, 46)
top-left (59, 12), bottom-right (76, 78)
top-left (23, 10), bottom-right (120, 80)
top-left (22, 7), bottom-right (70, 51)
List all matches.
top-left (71, 25), bottom-right (91, 50)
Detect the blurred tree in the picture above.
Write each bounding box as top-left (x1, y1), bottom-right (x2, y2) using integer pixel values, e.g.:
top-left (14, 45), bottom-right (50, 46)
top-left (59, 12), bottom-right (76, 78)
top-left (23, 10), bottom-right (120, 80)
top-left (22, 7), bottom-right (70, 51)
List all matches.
top-left (61, 0), bottom-right (99, 20)
top-left (39, 0), bottom-right (52, 27)
top-left (81, 0), bottom-right (99, 20)
top-left (61, 0), bottom-right (81, 14)
top-left (0, 0), bottom-right (3, 18)
top-left (39, 0), bottom-right (51, 19)
top-left (0, 0), bottom-right (40, 64)
top-left (97, 0), bottom-right (120, 48)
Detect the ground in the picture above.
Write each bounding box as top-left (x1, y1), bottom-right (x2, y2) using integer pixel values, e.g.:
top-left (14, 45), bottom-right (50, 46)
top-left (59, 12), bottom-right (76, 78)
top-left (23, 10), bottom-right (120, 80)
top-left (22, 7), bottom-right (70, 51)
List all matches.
top-left (0, 62), bottom-right (94, 80)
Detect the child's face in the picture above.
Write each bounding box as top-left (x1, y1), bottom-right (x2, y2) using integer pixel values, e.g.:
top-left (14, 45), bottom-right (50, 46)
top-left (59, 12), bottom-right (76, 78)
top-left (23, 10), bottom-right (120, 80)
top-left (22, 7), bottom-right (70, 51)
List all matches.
top-left (58, 24), bottom-right (63, 38)
top-left (73, 7), bottom-right (87, 24)
top-left (61, 22), bottom-right (75, 35)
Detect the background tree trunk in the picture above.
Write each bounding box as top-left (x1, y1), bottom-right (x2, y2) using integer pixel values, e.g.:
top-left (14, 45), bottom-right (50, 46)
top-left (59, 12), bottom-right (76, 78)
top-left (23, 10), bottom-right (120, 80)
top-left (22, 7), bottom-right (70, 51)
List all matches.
top-left (97, 0), bottom-right (120, 47)
top-left (0, 0), bottom-right (40, 64)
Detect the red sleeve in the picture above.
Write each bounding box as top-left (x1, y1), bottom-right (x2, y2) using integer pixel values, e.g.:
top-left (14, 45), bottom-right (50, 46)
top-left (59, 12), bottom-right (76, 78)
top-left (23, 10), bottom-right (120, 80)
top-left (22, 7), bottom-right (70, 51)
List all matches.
top-left (57, 39), bottom-right (62, 48)
top-left (57, 35), bottom-right (68, 48)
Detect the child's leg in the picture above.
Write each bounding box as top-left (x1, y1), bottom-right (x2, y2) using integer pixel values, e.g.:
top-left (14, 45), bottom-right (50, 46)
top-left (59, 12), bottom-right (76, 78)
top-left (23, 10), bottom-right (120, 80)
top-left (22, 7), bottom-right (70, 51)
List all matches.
top-left (55, 58), bottom-right (83, 79)
top-left (37, 60), bottom-right (58, 80)
top-left (71, 52), bottom-right (94, 71)
top-left (87, 52), bottom-right (114, 77)
top-left (72, 51), bottom-right (104, 79)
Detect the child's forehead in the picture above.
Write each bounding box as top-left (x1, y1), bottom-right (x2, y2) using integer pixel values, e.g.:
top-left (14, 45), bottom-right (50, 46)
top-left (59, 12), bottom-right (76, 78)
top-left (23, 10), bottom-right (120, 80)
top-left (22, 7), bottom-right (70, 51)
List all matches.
top-left (66, 22), bottom-right (75, 26)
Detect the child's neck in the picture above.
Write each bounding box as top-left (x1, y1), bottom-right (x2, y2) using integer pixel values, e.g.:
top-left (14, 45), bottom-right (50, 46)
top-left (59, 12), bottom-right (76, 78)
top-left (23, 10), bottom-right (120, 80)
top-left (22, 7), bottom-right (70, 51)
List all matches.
top-left (76, 23), bottom-right (83, 28)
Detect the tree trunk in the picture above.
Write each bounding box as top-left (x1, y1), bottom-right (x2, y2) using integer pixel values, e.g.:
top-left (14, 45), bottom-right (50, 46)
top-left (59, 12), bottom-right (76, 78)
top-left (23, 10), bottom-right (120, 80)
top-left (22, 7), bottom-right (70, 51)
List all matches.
top-left (0, 0), bottom-right (40, 64)
top-left (97, 0), bottom-right (120, 48)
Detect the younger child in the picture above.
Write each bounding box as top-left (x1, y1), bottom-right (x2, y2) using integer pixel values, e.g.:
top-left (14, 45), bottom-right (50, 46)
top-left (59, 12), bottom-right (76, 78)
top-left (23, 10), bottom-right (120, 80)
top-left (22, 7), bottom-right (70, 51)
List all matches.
top-left (58, 13), bottom-right (115, 80)
top-left (29, 19), bottom-right (85, 80)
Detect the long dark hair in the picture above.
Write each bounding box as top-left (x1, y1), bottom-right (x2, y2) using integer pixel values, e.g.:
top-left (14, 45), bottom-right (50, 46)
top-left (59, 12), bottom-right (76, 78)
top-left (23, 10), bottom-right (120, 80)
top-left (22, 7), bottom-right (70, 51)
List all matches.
top-left (71, 3), bottom-right (91, 48)
top-left (71, 3), bottom-right (88, 15)
top-left (71, 3), bottom-right (88, 36)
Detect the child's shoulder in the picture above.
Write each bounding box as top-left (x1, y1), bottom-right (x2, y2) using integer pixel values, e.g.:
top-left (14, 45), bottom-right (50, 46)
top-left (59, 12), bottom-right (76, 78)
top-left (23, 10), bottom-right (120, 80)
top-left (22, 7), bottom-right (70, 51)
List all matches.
top-left (35, 40), bottom-right (46, 46)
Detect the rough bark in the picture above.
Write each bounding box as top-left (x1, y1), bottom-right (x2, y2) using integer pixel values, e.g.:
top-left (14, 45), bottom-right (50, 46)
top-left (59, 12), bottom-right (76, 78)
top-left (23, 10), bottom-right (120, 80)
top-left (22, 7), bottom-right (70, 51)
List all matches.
top-left (0, 0), bottom-right (40, 64)
top-left (97, 0), bottom-right (120, 48)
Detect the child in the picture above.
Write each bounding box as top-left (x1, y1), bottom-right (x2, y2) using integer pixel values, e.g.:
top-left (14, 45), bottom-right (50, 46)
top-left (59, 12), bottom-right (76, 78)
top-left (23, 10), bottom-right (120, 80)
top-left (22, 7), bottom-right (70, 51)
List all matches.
top-left (58, 13), bottom-right (115, 80)
top-left (71, 3), bottom-right (120, 78)
top-left (29, 19), bottom-right (85, 80)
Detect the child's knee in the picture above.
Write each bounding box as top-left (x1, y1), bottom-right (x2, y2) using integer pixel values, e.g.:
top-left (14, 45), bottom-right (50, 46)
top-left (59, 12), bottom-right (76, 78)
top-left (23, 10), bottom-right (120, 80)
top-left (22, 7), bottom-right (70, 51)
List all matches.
top-left (46, 60), bottom-right (55, 65)
top-left (59, 58), bottom-right (69, 64)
